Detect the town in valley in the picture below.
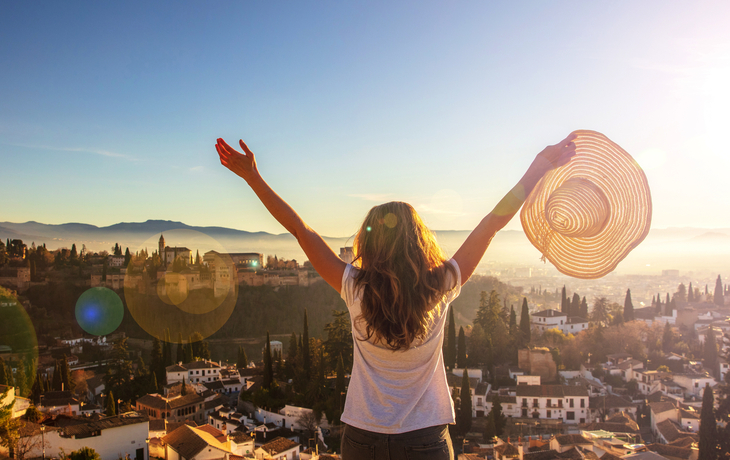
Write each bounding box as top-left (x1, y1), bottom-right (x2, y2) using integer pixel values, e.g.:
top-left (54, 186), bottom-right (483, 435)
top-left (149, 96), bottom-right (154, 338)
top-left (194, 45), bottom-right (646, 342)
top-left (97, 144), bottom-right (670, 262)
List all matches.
top-left (1, 232), bottom-right (729, 460)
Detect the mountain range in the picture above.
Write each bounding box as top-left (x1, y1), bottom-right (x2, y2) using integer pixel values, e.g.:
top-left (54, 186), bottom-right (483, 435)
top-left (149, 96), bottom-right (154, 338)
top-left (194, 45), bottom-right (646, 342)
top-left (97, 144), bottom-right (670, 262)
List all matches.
top-left (2, 220), bottom-right (729, 276)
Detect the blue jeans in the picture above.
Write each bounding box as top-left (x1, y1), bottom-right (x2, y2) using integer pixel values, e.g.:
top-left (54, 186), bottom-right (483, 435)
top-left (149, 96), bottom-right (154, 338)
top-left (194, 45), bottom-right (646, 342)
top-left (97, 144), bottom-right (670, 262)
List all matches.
top-left (341, 424), bottom-right (453, 460)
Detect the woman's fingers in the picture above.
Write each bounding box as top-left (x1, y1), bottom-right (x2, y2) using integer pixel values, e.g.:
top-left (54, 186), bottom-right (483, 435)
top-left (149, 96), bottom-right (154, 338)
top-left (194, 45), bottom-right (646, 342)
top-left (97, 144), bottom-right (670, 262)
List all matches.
top-left (560, 132), bottom-right (578, 146)
top-left (239, 139), bottom-right (252, 155)
top-left (217, 138), bottom-right (241, 156)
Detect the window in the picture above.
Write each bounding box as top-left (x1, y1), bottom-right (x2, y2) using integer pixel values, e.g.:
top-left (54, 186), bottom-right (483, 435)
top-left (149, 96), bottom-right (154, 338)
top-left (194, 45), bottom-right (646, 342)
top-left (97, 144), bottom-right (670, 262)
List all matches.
top-left (533, 399), bottom-right (539, 408)
top-left (567, 411), bottom-right (575, 420)
top-left (580, 399), bottom-right (585, 408)
top-left (547, 410), bottom-right (552, 418)
top-left (569, 399), bottom-right (574, 408)
top-left (547, 399), bottom-right (552, 407)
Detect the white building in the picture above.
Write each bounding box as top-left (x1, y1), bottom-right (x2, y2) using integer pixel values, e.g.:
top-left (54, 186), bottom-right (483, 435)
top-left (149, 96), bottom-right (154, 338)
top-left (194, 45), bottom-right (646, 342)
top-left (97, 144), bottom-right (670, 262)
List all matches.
top-left (671, 373), bottom-right (716, 399)
top-left (18, 413), bottom-right (150, 460)
top-left (531, 309), bottom-right (589, 335)
top-left (514, 376), bottom-right (590, 424)
top-left (446, 368), bottom-right (491, 417)
top-left (166, 360), bottom-right (223, 384)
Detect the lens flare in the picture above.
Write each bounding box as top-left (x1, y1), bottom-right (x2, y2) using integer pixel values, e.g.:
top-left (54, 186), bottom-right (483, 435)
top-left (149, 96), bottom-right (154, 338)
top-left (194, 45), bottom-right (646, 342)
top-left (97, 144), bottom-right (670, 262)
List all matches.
top-left (124, 228), bottom-right (238, 341)
top-left (0, 287), bottom-right (39, 392)
top-left (75, 287), bottom-right (124, 336)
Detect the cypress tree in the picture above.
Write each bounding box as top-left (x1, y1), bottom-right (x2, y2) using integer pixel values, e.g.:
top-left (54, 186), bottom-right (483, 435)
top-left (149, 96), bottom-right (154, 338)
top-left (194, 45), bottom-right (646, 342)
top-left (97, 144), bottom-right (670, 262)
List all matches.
top-left (263, 332), bottom-right (273, 389)
top-left (704, 329), bottom-right (718, 376)
top-left (288, 332), bottom-right (298, 361)
top-left (15, 363), bottom-right (28, 397)
top-left (303, 309), bottom-right (311, 378)
top-left (238, 346), bottom-right (248, 369)
top-left (164, 329), bottom-right (173, 367)
top-left (457, 326), bottom-right (467, 368)
top-left (60, 355), bottom-right (73, 391)
top-left (714, 275), bottom-right (724, 306)
top-left (105, 390), bottom-right (116, 416)
top-left (688, 282), bottom-right (694, 302)
top-left (624, 289), bottom-right (634, 321)
top-left (509, 306), bottom-right (517, 336)
top-left (151, 337), bottom-right (163, 384)
top-left (150, 372), bottom-right (158, 394)
top-left (177, 333), bottom-right (185, 364)
top-left (699, 384), bottom-right (719, 460)
top-left (183, 339), bottom-right (195, 363)
top-left (0, 358), bottom-right (8, 386)
top-left (662, 322), bottom-right (674, 353)
top-left (457, 368), bottom-right (472, 436)
top-left (161, 332), bottom-right (169, 368)
top-left (483, 411), bottom-right (496, 443)
top-left (519, 298), bottom-right (531, 343)
top-left (492, 394), bottom-right (506, 436)
top-left (561, 285), bottom-right (568, 313)
top-left (52, 360), bottom-right (62, 391)
top-left (30, 373), bottom-right (42, 404)
top-left (580, 296), bottom-right (588, 319)
top-left (181, 376), bottom-right (187, 396)
top-left (571, 293), bottom-right (580, 317)
top-left (446, 308), bottom-right (456, 370)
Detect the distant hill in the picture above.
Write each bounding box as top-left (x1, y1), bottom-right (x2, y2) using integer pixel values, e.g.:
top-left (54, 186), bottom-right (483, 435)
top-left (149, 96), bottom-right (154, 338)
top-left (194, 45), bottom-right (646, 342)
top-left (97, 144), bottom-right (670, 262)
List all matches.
top-left (2, 221), bottom-right (729, 275)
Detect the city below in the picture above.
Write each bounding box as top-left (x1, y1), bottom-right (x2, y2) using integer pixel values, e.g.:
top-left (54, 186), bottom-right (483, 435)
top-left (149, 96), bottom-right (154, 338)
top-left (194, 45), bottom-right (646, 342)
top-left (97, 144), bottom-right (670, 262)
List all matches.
top-left (1, 225), bottom-right (729, 460)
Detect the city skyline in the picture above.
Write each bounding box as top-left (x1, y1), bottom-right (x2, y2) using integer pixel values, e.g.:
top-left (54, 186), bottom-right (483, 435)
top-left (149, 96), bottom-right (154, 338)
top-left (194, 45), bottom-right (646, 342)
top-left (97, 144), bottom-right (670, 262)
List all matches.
top-left (2, 2), bottom-right (730, 237)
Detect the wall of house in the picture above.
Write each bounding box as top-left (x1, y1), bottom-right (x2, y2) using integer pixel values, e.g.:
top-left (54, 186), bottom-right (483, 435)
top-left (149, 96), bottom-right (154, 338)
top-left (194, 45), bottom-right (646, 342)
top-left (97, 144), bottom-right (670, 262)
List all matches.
top-left (42, 421), bottom-right (148, 460)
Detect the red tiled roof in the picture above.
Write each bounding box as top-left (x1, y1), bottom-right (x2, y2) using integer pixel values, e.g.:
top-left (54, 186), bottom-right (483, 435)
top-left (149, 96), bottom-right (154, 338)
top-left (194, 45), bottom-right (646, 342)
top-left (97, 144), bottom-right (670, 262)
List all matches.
top-left (260, 436), bottom-right (299, 455)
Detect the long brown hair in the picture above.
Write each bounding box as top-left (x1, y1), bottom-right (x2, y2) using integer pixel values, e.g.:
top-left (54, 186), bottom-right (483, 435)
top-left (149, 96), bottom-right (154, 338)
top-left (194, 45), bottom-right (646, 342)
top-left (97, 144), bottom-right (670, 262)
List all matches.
top-left (352, 202), bottom-right (457, 350)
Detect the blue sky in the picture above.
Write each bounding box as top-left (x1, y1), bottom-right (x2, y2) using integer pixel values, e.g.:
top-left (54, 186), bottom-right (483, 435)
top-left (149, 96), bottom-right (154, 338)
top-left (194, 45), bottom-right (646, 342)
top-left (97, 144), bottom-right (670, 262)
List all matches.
top-left (2, 1), bottom-right (729, 237)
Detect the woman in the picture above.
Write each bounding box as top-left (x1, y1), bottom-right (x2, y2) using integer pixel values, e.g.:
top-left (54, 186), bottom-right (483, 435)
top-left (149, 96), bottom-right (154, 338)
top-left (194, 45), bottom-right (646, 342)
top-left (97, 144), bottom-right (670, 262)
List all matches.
top-left (216, 133), bottom-right (576, 459)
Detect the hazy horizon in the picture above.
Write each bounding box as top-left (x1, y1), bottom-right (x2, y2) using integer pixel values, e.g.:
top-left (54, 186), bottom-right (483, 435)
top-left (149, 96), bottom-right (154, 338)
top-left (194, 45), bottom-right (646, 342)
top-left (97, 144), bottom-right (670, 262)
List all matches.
top-left (3, 218), bottom-right (730, 277)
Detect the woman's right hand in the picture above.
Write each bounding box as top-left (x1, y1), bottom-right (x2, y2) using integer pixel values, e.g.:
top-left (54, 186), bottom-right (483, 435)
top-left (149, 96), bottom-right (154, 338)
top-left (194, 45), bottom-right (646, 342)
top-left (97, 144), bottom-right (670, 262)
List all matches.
top-left (216, 138), bottom-right (260, 183)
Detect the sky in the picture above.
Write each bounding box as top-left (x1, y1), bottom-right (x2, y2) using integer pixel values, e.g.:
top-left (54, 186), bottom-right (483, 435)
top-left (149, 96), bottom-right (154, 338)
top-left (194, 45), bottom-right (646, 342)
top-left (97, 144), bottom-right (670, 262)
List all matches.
top-left (1, 1), bottom-right (729, 238)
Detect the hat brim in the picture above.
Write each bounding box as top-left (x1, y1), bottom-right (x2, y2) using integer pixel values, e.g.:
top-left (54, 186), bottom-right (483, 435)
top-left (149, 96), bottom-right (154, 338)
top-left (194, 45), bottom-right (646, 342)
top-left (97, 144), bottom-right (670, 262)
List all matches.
top-left (520, 130), bottom-right (652, 279)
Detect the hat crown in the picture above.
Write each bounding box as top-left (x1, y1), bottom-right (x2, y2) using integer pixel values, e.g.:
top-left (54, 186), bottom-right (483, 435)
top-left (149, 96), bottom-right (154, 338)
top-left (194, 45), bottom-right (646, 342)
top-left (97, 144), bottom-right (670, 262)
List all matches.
top-left (545, 177), bottom-right (610, 238)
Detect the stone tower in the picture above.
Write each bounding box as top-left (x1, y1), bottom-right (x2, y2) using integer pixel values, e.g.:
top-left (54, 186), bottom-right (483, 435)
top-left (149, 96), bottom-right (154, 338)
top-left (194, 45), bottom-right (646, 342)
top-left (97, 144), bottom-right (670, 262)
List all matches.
top-left (158, 234), bottom-right (165, 260)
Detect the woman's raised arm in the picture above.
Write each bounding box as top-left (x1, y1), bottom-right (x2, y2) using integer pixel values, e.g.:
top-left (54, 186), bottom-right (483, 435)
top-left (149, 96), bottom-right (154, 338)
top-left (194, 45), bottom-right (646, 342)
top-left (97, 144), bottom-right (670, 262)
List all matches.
top-left (452, 133), bottom-right (577, 285)
top-left (216, 138), bottom-right (346, 292)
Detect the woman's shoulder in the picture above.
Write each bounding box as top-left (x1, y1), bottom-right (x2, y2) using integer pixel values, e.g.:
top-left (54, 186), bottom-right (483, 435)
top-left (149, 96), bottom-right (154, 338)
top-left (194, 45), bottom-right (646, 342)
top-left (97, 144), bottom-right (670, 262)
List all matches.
top-left (340, 263), bottom-right (361, 304)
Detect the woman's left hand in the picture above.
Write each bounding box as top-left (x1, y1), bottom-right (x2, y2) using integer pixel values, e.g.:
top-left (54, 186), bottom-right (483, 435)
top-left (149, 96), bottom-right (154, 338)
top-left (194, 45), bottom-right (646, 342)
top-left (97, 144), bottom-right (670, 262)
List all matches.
top-left (534, 132), bottom-right (578, 174)
top-left (216, 138), bottom-right (259, 183)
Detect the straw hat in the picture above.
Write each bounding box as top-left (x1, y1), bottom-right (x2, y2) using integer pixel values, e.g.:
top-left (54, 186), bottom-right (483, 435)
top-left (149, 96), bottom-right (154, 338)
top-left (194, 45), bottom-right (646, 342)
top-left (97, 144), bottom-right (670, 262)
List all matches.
top-left (520, 130), bottom-right (651, 279)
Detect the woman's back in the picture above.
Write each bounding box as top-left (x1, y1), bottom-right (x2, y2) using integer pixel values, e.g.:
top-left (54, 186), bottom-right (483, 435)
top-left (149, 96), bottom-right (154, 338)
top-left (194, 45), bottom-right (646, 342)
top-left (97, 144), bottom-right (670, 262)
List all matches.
top-left (340, 259), bottom-right (462, 433)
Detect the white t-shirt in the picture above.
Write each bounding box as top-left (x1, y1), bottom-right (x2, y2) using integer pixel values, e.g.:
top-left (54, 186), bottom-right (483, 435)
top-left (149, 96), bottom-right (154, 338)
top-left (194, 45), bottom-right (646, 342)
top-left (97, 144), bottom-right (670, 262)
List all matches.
top-left (339, 259), bottom-right (462, 433)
